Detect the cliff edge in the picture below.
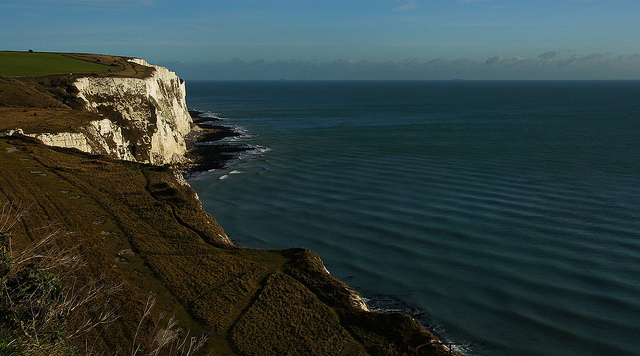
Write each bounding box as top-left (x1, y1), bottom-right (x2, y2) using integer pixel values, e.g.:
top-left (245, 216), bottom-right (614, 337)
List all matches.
top-left (2, 56), bottom-right (191, 165)
top-left (0, 52), bottom-right (451, 355)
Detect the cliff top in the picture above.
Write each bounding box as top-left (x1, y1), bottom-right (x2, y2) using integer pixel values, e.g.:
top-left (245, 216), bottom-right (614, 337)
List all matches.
top-left (0, 51), bottom-right (154, 78)
top-left (0, 52), bottom-right (158, 134)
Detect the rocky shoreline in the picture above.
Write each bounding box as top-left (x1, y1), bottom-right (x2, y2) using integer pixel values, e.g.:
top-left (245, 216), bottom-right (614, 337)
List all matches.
top-left (180, 110), bottom-right (254, 174)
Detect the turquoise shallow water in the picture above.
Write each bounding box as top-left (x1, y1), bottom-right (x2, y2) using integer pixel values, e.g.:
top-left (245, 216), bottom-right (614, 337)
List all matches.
top-left (186, 81), bottom-right (640, 356)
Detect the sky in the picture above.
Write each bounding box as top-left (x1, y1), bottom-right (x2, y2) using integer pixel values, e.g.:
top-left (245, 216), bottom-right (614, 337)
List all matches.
top-left (2, 0), bottom-right (640, 80)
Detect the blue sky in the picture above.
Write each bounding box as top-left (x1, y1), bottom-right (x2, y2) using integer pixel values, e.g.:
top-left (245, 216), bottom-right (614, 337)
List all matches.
top-left (2, 0), bottom-right (640, 79)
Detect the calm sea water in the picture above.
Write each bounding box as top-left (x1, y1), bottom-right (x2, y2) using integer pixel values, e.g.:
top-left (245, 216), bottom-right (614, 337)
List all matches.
top-left (186, 81), bottom-right (640, 356)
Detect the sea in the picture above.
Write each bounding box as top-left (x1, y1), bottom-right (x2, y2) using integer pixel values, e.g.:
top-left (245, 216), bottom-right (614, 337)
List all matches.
top-left (185, 81), bottom-right (640, 356)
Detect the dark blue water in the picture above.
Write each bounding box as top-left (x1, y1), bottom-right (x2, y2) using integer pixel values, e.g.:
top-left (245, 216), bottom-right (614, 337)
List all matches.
top-left (186, 81), bottom-right (640, 356)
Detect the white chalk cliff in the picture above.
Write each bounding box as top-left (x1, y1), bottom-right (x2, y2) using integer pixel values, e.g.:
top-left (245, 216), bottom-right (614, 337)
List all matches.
top-left (31, 58), bottom-right (192, 165)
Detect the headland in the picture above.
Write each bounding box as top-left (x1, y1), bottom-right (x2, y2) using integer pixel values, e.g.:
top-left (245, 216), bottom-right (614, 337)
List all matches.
top-left (0, 51), bottom-right (451, 355)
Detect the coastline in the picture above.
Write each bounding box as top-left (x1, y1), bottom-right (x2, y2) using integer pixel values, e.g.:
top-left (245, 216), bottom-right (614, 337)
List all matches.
top-left (183, 109), bottom-right (458, 354)
top-left (180, 110), bottom-right (254, 174)
top-left (1, 53), bottom-right (455, 355)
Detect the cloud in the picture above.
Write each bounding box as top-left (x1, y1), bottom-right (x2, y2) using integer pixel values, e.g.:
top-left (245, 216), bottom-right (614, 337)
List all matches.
top-left (538, 51), bottom-right (559, 60)
top-left (163, 52), bottom-right (640, 81)
top-left (484, 55), bottom-right (505, 65)
top-left (617, 54), bottom-right (640, 63)
top-left (395, 0), bottom-right (417, 11)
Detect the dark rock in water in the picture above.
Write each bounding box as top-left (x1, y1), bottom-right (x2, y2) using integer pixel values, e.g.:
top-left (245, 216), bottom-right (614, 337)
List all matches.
top-left (181, 111), bottom-right (253, 173)
top-left (188, 109), bottom-right (204, 118)
top-left (189, 144), bottom-right (253, 171)
top-left (189, 109), bottom-right (223, 121)
top-left (197, 125), bottom-right (241, 142)
top-left (365, 293), bottom-right (435, 327)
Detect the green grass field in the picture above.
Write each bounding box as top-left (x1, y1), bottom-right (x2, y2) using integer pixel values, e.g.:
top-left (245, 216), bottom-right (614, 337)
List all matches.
top-left (0, 51), bottom-right (112, 76)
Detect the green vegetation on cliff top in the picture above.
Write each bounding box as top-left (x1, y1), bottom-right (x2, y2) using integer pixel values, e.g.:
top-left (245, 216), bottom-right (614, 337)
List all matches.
top-left (0, 51), bottom-right (112, 76)
top-left (0, 52), bottom-right (155, 135)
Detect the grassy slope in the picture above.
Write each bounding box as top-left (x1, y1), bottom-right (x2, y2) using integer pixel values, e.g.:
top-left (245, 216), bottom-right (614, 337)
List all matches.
top-left (0, 51), bottom-right (113, 76)
top-left (0, 137), bottom-right (449, 355)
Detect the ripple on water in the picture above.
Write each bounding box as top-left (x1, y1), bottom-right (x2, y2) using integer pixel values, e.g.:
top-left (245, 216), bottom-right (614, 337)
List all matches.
top-left (187, 81), bottom-right (640, 356)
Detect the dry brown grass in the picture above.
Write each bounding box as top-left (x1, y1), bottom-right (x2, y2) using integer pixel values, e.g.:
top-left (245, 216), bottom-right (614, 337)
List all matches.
top-left (0, 203), bottom-right (213, 356)
top-left (61, 53), bottom-right (156, 79)
top-left (0, 107), bottom-right (102, 134)
top-left (131, 294), bottom-right (208, 356)
top-left (0, 202), bottom-right (121, 354)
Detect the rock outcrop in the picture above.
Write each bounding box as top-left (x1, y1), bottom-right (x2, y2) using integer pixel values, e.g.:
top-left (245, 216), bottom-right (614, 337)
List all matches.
top-left (30, 58), bottom-right (192, 165)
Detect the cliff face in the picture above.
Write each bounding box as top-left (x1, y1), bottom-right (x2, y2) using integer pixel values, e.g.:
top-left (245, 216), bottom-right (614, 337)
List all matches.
top-left (31, 58), bottom-right (192, 165)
